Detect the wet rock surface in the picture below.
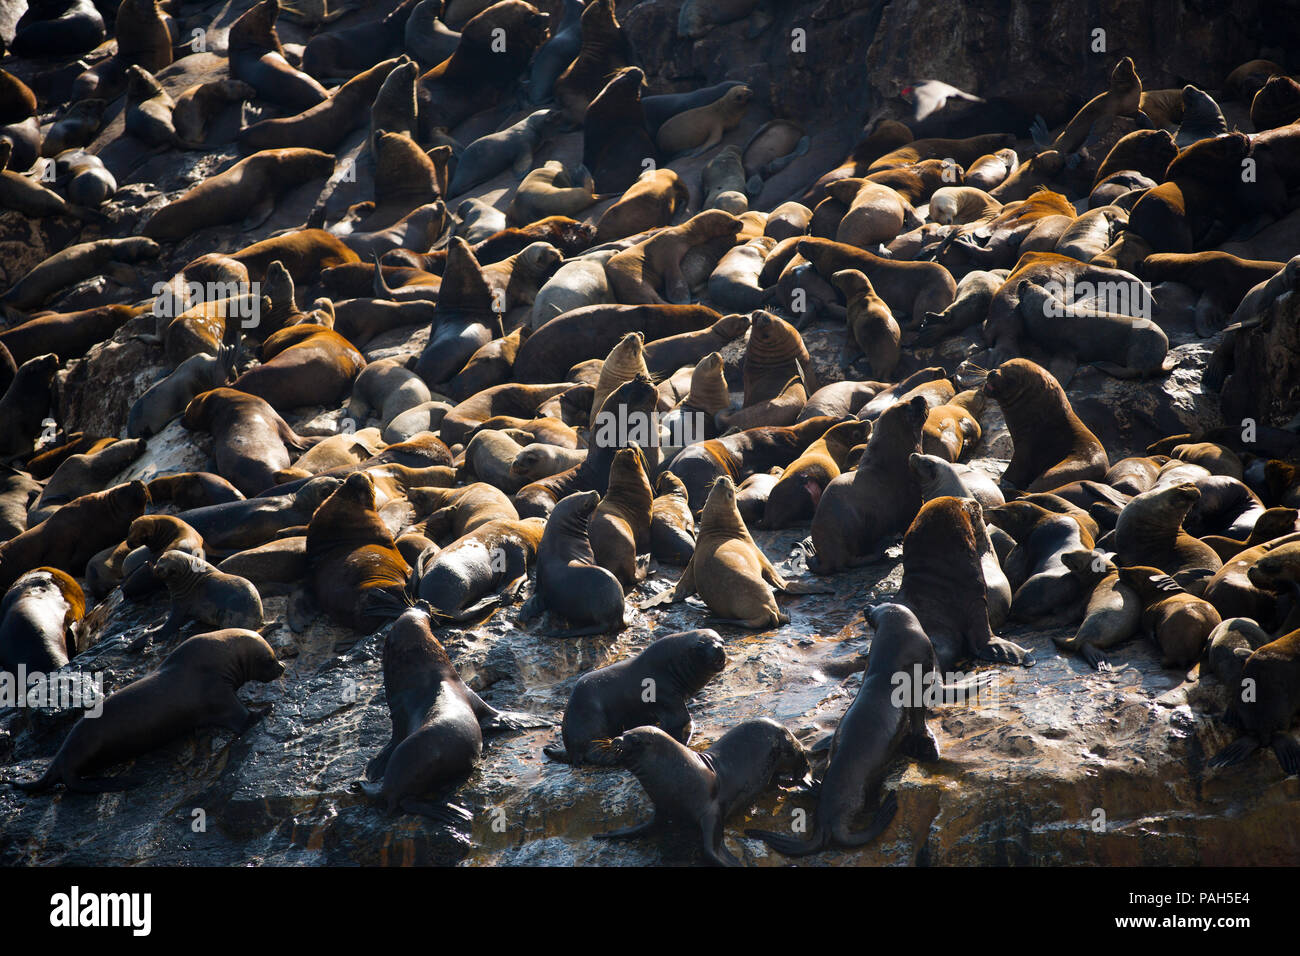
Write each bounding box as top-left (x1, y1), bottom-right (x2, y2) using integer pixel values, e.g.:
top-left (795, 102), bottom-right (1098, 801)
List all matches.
top-left (2, 0), bottom-right (1300, 867)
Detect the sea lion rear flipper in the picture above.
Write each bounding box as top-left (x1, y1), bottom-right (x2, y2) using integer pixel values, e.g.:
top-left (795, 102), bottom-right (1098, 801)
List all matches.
top-left (542, 744), bottom-right (571, 763)
top-left (398, 797), bottom-right (474, 828)
top-left (1029, 115), bottom-right (1052, 149)
top-left (743, 823), bottom-right (826, 856)
top-left (977, 635), bottom-right (1035, 667)
top-left (1270, 734), bottom-right (1300, 776)
top-left (480, 709), bottom-right (554, 732)
top-left (901, 726), bottom-right (940, 762)
top-left (701, 813), bottom-right (741, 867)
top-left (594, 815), bottom-right (658, 840)
top-left (1208, 736), bottom-right (1259, 769)
top-left (832, 789), bottom-right (899, 847)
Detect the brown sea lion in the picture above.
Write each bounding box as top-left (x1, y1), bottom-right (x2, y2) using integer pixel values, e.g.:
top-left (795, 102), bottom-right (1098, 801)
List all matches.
top-left (1116, 566), bottom-right (1221, 667)
top-left (182, 388), bottom-right (318, 497)
top-left (589, 447), bottom-right (654, 589)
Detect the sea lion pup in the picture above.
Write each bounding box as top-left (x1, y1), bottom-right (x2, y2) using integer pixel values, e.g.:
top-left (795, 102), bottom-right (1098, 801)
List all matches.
top-left (1209, 625), bottom-right (1300, 775)
top-left (239, 55), bottom-right (404, 153)
top-left (709, 237), bottom-right (774, 312)
top-left (0, 568), bottom-right (84, 673)
top-left (172, 79), bottom-right (257, 147)
top-left (508, 442), bottom-right (585, 484)
top-left (119, 514), bottom-right (206, 595)
top-left (593, 168), bottom-right (689, 244)
top-left (597, 718), bottom-right (810, 866)
top-left (900, 495), bottom-right (1033, 667)
top-left (508, 161), bottom-right (601, 224)
top-left (655, 84), bottom-right (753, 158)
top-left (1114, 483), bottom-right (1223, 593)
top-left (13, 629), bottom-right (284, 794)
top-left (583, 66), bottom-right (657, 194)
top-left (521, 490), bottom-right (627, 637)
top-left (0, 238), bottom-right (159, 313)
top-left (982, 358), bottom-right (1108, 492)
top-left (146, 473), bottom-right (245, 510)
top-left (807, 397), bottom-right (927, 573)
top-left (304, 472), bottom-right (413, 633)
top-left (182, 388), bottom-right (317, 497)
top-left (606, 210), bottom-right (744, 306)
top-left (1115, 566), bottom-right (1221, 668)
top-left (346, 360), bottom-right (432, 428)
top-left (11, 0), bottom-right (105, 57)
top-left (649, 475), bottom-right (799, 629)
top-left (1200, 617), bottom-right (1273, 689)
top-left (1032, 56), bottom-right (1145, 155)
top-left (127, 552), bottom-right (265, 652)
top-left (1051, 550), bottom-right (1141, 669)
top-left (763, 419), bottom-right (873, 529)
top-left (831, 269), bottom-right (899, 377)
top-left (416, 1), bottom-right (550, 140)
top-left (544, 628), bottom-right (725, 765)
top-left (359, 606), bottom-right (548, 818)
top-left (747, 603), bottom-right (944, 856)
top-left (25, 439), bottom-right (147, 526)
top-left (667, 415), bottom-right (840, 514)
top-left (439, 382), bottom-right (572, 446)
top-left (0, 482), bottom-right (150, 593)
top-left (415, 516), bottom-right (545, 619)
top-left (908, 453), bottom-right (1005, 511)
top-left (553, 0), bottom-right (631, 124)
top-left (0, 353), bottom-right (58, 458)
top-left (650, 472), bottom-right (696, 566)
top-left (1015, 279), bottom-right (1169, 378)
top-left (411, 238), bottom-right (503, 388)
top-left (589, 447), bottom-right (654, 589)
top-left (229, 324), bottom-right (366, 414)
top-left (408, 483), bottom-right (518, 542)
top-left (985, 501), bottom-right (1094, 622)
top-left (227, 0), bottom-right (329, 111)
top-left (173, 478), bottom-right (340, 555)
top-left (142, 148), bottom-right (336, 242)
top-left (126, 348), bottom-right (236, 439)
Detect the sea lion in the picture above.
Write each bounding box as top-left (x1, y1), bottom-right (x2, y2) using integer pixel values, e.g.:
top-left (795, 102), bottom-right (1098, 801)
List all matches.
top-left (985, 501), bottom-right (1094, 622)
top-left (174, 477), bottom-right (342, 554)
top-left (796, 237), bottom-right (956, 321)
top-left (544, 628), bottom-right (726, 765)
top-left (1015, 279), bottom-right (1169, 378)
top-left (182, 388), bottom-right (318, 497)
top-left (708, 237), bottom-right (774, 312)
top-left (123, 65), bottom-right (195, 149)
top-left (146, 473), bottom-right (245, 511)
top-left (1209, 626), bottom-right (1300, 775)
top-left (358, 606), bottom-right (548, 817)
top-left (588, 447), bottom-right (654, 590)
top-left (746, 603), bottom-right (941, 856)
top-left (143, 149), bottom-right (336, 242)
top-left (415, 516), bottom-right (545, 620)
top-left (908, 453), bottom-right (1005, 511)
top-left (126, 349), bottom-right (235, 439)
top-left (26, 439), bottom-right (147, 526)
top-left (983, 358), bottom-right (1108, 492)
top-left (448, 109), bottom-right (561, 195)
top-left (172, 80), bottom-right (257, 148)
top-left (0, 568), bottom-right (84, 673)
top-left (509, 161), bottom-right (602, 225)
top-left (1052, 550), bottom-right (1142, 669)
top-left (412, 238), bottom-right (504, 388)
top-left (410, 482), bottom-right (518, 542)
top-left (606, 210), bottom-right (744, 306)
top-left (41, 98), bottom-right (107, 156)
top-left (597, 718), bottom-right (811, 867)
top-left (583, 66), bottom-right (657, 194)
top-left (763, 419), bottom-right (873, 529)
top-left (520, 490), bottom-right (627, 637)
top-left (0, 238), bottom-right (159, 312)
top-left (1116, 566), bottom-right (1222, 667)
top-left (228, 0), bottom-right (330, 111)
top-left (13, 630), bottom-right (284, 793)
top-left (655, 85), bottom-right (753, 158)
top-left (553, 0), bottom-right (630, 124)
top-left (650, 471), bottom-right (696, 566)
top-left (305, 472), bottom-right (413, 632)
top-left (1251, 75), bottom-right (1300, 131)
top-left (651, 475), bottom-right (791, 629)
top-left (230, 325), bottom-right (366, 414)
top-left (831, 269), bottom-right (899, 378)
top-left (1114, 483), bottom-right (1223, 593)
top-left (715, 311), bottom-right (812, 432)
top-left (898, 496), bottom-right (1033, 667)
top-left (128, 552), bottom-right (264, 652)
top-left (0, 482), bottom-right (149, 594)
top-left (1203, 617), bottom-right (1275, 691)
top-left (1034, 57), bottom-right (1145, 155)
top-left (11, 0), bottom-right (105, 57)
top-left (0, 354), bottom-right (59, 459)
top-left (808, 397), bottom-right (926, 573)
top-left (593, 167), bottom-right (689, 245)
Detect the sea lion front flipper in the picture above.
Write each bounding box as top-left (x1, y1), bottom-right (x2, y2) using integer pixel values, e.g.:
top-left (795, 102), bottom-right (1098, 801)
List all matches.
top-left (701, 812), bottom-right (741, 867)
top-left (778, 578), bottom-right (834, 595)
top-left (287, 587), bottom-right (318, 632)
top-left (833, 789), bottom-right (899, 847)
top-left (594, 815), bottom-right (658, 840)
top-left (900, 725), bottom-right (940, 762)
top-left (1029, 115), bottom-right (1052, 149)
top-left (1269, 734), bottom-right (1300, 776)
top-left (1080, 643), bottom-right (1111, 671)
top-left (241, 192), bottom-right (276, 231)
top-left (1208, 736), bottom-right (1259, 769)
top-left (542, 743), bottom-right (571, 763)
top-left (365, 738), bottom-right (396, 781)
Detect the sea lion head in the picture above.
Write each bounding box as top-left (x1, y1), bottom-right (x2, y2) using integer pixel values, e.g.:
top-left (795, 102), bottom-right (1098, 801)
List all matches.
top-left (339, 470), bottom-right (378, 508)
top-left (603, 725), bottom-right (670, 769)
top-left (228, 629), bottom-right (286, 683)
top-left (296, 475), bottom-right (345, 509)
top-left (714, 313), bottom-right (751, 339)
top-left (683, 627), bottom-right (727, 678)
top-left (830, 268), bottom-right (872, 298)
top-left (1247, 547), bottom-right (1300, 591)
top-left (655, 470), bottom-right (687, 496)
top-left (689, 208), bottom-right (744, 240)
top-left (863, 601), bottom-right (937, 675)
top-left (518, 241), bottom-right (563, 279)
top-left (1060, 548), bottom-right (1114, 578)
top-left (907, 451), bottom-right (941, 485)
top-left (110, 480), bottom-right (151, 518)
top-left (152, 548), bottom-right (203, 583)
top-left (551, 489), bottom-right (600, 532)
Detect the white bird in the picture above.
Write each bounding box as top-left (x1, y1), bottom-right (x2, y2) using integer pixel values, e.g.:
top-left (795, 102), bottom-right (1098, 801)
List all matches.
top-left (901, 80), bottom-right (985, 122)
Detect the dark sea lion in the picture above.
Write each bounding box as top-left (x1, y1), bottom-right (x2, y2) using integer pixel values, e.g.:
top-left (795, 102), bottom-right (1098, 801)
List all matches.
top-left (128, 552), bottom-right (265, 652)
top-left (898, 496), bottom-right (1033, 667)
top-left (763, 419), bottom-right (873, 529)
top-left (0, 568), bottom-right (84, 673)
top-left (411, 238), bottom-right (502, 388)
top-left (1, 239), bottom-right (159, 313)
top-left (415, 516), bottom-right (544, 620)
top-left (554, 0), bottom-right (631, 125)
top-left (1116, 566), bottom-right (1222, 668)
top-left (544, 628), bottom-right (725, 765)
top-left (174, 477), bottom-right (341, 554)
top-left (650, 471), bottom-right (696, 566)
top-left (598, 718), bottom-right (810, 866)
top-left (146, 472), bottom-right (245, 511)
top-left (521, 490), bottom-right (626, 637)
top-left (809, 397), bottom-right (926, 573)
top-left (359, 606), bottom-right (549, 818)
top-left (119, 514), bottom-right (206, 598)
top-left (0, 354), bottom-right (58, 459)
top-left (747, 603), bottom-right (941, 856)
top-left (13, 630), bottom-right (284, 793)
top-left (1052, 550), bottom-right (1141, 669)
top-left (27, 439), bottom-right (147, 525)
top-left (583, 66), bottom-right (657, 194)
top-left (1114, 483), bottom-right (1223, 593)
top-left (1210, 626), bottom-right (1300, 776)
top-left (11, 0), bottom-right (105, 57)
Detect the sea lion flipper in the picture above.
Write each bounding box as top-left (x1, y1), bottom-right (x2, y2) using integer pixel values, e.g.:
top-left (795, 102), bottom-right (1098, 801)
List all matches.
top-left (778, 578), bottom-right (834, 595)
top-left (1269, 734), bottom-right (1300, 776)
top-left (481, 709), bottom-right (554, 732)
top-left (1029, 114), bottom-right (1051, 148)
top-left (1208, 736), bottom-right (1259, 769)
top-left (542, 744), bottom-right (571, 763)
top-left (287, 587), bottom-right (318, 632)
top-left (241, 192), bottom-right (276, 231)
top-left (398, 797), bottom-right (474, 828)
top-left (900, 726), bottom-right (940, 762)
top-left (978, 635), bottom-right (1035, 667)
top-left (594, 816), bottom-right (657, 840)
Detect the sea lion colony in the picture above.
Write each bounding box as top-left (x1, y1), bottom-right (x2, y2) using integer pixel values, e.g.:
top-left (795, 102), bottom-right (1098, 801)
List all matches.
top-left (0, 0), bottom-right (1298, 866)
